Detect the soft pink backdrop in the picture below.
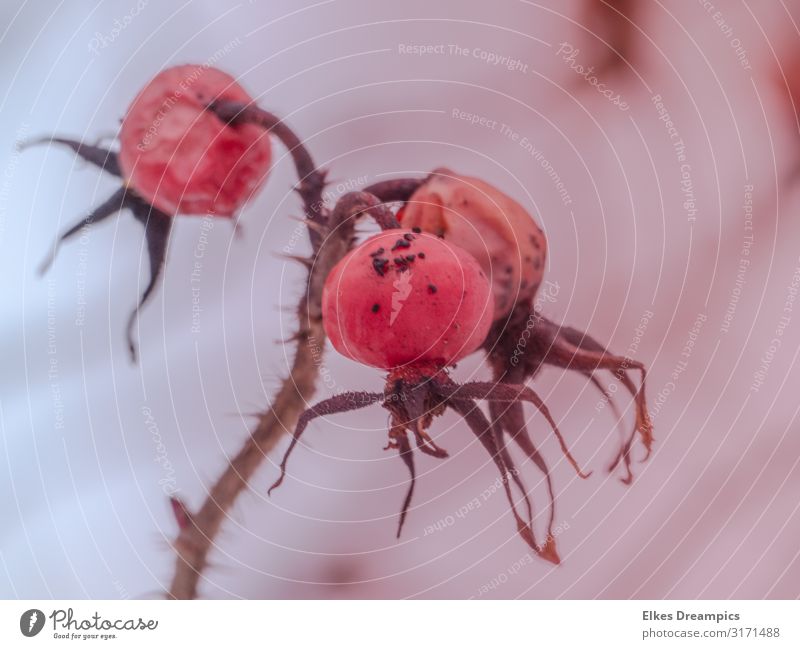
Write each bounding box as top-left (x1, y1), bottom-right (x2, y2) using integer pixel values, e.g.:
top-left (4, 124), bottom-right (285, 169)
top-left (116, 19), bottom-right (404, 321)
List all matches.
top-left (1, 0), bottom-right (798, 598)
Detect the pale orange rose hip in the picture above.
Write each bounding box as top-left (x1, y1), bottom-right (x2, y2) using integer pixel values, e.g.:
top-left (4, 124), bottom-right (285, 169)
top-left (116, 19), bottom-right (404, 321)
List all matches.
top-left (398, 168), bottom-right (546, 319)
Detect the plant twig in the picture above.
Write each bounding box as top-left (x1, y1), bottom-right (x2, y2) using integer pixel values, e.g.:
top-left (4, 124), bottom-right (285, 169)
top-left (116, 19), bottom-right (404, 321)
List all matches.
top-left (168, 102), bottom-right (415, 597)
top-left (169, 103), bottom-right (328, 599)
top-left (207, 100), bottom-right (328, 250)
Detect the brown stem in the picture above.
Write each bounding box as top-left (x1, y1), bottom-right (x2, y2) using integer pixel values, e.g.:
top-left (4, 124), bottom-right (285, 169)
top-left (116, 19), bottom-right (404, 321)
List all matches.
top-left (206, 100), bottom-right (328, 250)
top-left (168, 186), bottom-right (396, 599)
top-left (169, 107), bottom-right (330, 599)
top-left (363, 178), bottom-right (424, 203)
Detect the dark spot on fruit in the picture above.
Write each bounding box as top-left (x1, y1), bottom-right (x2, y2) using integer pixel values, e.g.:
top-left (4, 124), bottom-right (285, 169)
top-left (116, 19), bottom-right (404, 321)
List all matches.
top-left (505, 265), bottom-right (513, 274)
top-left (417, 252), bottom-right (426, 259)
top-left (391, 238), bottom-right (411, 251)
top-left (533, 258), bottom-right (542, 270)
top-left (373, 258), bottom-right (389, 276)
top-left (371, 303), bottom-right (380, 313)
top-left (405, 254), bottom-right (415, 262)
top-left (529, 234), bottom-right (541, 249)
top-left (403, 233), bottom-right (415, 241)
top-left (524, 256), bottom-right (532, 262)
top-left (436, 229), bottom-right (445, 238)
top-left (411, 227), bottom-right (421, 233)
top-left (428, 284), bottom-right (437, 294)
top-left (369, 247), bottom-right (385, 257)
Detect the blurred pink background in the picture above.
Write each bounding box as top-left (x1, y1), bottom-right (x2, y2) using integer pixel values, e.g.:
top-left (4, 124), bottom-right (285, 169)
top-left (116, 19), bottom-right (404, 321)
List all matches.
top-left (1, 0), bottom-right (799, 598)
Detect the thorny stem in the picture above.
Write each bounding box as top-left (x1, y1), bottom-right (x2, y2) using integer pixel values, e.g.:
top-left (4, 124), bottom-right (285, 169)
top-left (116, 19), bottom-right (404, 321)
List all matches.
top-left (363, 178), bottom-right (424, 203)
top-left (168, 105), bottom-right (414, 597)
top-left (206, 100), bottom-right (328, 251)
top-left (169, 105), bottom-right (330, 599)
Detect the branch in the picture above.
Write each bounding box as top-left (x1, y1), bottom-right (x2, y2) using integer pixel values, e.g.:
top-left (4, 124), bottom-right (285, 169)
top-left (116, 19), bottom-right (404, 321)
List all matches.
top-left (363, 178), bottom-right (424, 203)
top-left (167, 132), bottom-right (403, 596)
top-left (206, 100), bottom-right (328, 250)
top-left (169, 106), bottom-right (329, 599)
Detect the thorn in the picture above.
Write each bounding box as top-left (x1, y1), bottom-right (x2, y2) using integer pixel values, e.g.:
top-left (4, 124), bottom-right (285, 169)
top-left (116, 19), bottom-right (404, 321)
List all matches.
top-left (128, 339), bottom-right (138, 364)
top-left (277, 253), bottom-right (313, 269)
top-left (18, 136), bottom-right (49, 152)
top-left (170, 497), bottom-right (193, 531)
top-left (305, 219), bottom-right (327, 235)
top-left (267, 476), bottom-right (283, 497)
top-left (275, 332), bottom-right (303, 345)
top-left (37, 254), bottom-right (54, 277)
top-left (288, 214), bottom-right (327, 235)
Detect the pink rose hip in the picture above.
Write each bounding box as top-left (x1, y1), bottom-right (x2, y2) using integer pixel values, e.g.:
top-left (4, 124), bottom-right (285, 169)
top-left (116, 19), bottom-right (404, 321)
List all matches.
top-left (119, 65), bottom-right (272, 217)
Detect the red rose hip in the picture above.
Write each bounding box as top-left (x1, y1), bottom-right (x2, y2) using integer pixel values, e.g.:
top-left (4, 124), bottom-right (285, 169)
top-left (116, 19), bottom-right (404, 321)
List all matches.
top-left (323, 229), bottom-right (494, 370)
top-left (119, 65), bottom-right (272, 217)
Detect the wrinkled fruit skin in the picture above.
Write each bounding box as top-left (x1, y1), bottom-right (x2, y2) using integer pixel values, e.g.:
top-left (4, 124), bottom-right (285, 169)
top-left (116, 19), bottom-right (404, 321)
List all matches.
top-left (322, 229), bottom-right (494, 370)
top-left (119, 65), bottom-right (271, 217)
top-left (399, 168), bottom-right (546, 319)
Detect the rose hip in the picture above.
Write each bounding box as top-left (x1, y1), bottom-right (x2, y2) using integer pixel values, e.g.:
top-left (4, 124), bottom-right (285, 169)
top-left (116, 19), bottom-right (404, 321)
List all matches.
top-left (119, 65), bottom-right (272, 217)
top-left (25, 65), bottom-right (276, 360)
top-left (398, 168), bottom-right (546, 318)
top-left (322, 229), bottom-right (494, 371)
